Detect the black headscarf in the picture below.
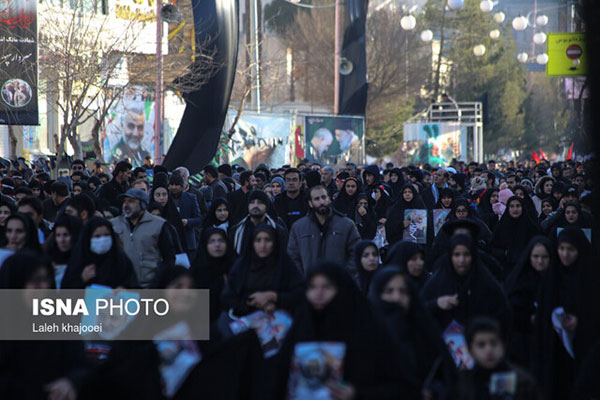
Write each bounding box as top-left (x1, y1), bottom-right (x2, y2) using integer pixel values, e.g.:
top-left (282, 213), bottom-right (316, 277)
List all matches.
top-left (371, 183), bottom-right (393, 220)
top-left (202, 198), bottom-right (230, 229)
top-left (61, 216), bottom-right (139, 288)
top-left (513, 184), bottom-right (539, 219)
top-left (221, 224), bottom-right (304, 316)
top-left (385, 240), bottom-right (430, 289)
top-left (421, 234), bottom-right (511, 334)
top-left (553, 201), bottom-right (591, 230)
top-left (151, 173), bottom-right (185, 246)
top-left (385, 183), bottom-right (427, 246)
top-left (389, 168), bottom-right (405, 202)
top-left (44, 214), bottom-right (82, 265)
top-left (354, 240), bottom-right (380, 294)
top-left (28, 178), bottom-right (46, 200)
top-left (5, 212), bottom-right (41, 253)
top-left (539, 197), bottom-right (556, 223)
top-left (333, 177), bottom-right (360, 218)
top-left (435, 187), bottom-right (456, 209)
top-left (476, 187), bottom-right (499, 231)
top-left (0, 250), bottom-right (54, 289)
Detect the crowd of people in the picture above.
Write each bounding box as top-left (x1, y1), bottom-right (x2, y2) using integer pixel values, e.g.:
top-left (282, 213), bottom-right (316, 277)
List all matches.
top-left (0, 155), bottom-right (598, 400)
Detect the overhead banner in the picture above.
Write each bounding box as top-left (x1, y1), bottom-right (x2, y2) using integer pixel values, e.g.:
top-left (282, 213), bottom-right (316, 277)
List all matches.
top-left (546, 32), bottom-right (587, 77)
top-left (304, 115), bottom-right (365, 165)
top-left (225, 111), bottom-right (291, 169)
top-left (399, 122), bottom-right (462, 166)
top-left (0, 0), bottom-right (38, 125)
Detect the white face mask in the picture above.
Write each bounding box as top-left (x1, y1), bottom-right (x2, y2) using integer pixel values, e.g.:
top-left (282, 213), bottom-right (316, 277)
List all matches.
top-left (90, 236), bottom-right (112, 255)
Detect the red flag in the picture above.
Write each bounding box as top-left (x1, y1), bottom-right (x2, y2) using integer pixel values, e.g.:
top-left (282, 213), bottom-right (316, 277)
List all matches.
top-left (566, 142), bottom-right (574, 160)
top-left (532, 151), bottom-right (540, 164)
top-left (539, 148), bottom-right (548, 160)
top-left (295, 126), bottom-right (304, 160)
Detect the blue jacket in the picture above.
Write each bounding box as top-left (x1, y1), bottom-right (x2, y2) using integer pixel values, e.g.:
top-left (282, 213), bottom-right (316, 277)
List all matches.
top-left (173, 192), bottom-right (202, 250)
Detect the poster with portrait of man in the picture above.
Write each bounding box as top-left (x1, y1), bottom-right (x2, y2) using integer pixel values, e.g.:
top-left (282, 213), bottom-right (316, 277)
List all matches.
top-left (102, 87), bottom-right (155, 167)
top-left (304, 115), bottom-right (364, 166)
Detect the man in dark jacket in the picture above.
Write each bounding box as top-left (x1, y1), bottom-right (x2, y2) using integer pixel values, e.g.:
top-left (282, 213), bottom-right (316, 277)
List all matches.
top-left (203, 165), bottom-right (228, 202)
top-left (361, 164), bottom-right (380, 193)
top-left (230, 190), bottom-right (288, 256)
top-left (274, 168), bottom-right (309, 230)
top-left (97, 160), bottom-right (132, 209)
top-left (421, 168), bottom-right (448, 210)
top-left (42, 181), bottom-right (70, 223)
top-left (287, 185), bottom-right (360, 274)
top-left (174, 166), bottom-right (208, 217)
top-left (227, 170), bottom-right (256, 225)
top-left (169, 172), bottom-right (203, 260)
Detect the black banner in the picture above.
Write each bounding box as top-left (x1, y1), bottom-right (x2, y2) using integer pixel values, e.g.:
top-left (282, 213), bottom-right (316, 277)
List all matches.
top-left (0, 0), bottom-right (38, 125)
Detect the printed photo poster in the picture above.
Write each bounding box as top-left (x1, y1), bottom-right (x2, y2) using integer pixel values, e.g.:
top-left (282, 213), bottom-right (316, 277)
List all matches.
top-left (304, 115), bottom-right (365, 166)
top-left (102, 86), bottom-right (156, 167)
top-left (0, 0), bottom-right (38, 125)
top-left (443, 320), bottom-right (474, 369)
top-left (433, 209), bottom-right (451, 237)
top-left (80, 284), bottom-right (139, 340)
top-left (403, 209), bottom-right (427, 244)
top-left (395, 123), bottom-right (462, 167)
top-left (229, 310), bottom-right (293, 358)
top-left (225, 111), bottom-right (291, 169)
top-left (287, 342), bottom-right (346, 400)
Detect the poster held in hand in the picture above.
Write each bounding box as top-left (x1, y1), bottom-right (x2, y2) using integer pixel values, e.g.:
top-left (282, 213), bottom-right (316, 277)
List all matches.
top-left (403, 209), bottom-right (427, 244)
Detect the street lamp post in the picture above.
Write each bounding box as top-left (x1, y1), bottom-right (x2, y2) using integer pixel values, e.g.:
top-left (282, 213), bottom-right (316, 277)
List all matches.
top-left (334, 0), bottom-right (341, 114)
top-left (155, 0), bottom-right (163, 164)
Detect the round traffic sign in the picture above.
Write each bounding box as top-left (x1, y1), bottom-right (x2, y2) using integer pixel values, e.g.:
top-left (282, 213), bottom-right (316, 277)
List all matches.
top-left (566, 44), bottom-right (582, 60)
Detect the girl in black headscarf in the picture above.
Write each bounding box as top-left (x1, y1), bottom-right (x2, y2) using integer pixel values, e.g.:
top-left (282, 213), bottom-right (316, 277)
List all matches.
top-left (504, 236), bottom-right (554, 368)
top-left (221, 224), bottom-right (304, 317)
top-left (0, 251), bottom-right (90, 400)
top-left (3, 212), bottom-right (41, 253)
top-left (147, 201), bottom-right (185, 257)
top-left (546, 201), bottom-right (594, 240)
top-left (491, 196), bottom-right (541, 278)
top-left (512, 184), bottom-right (539, 220)
top-left (389, 168), bottom-right (405, 203)
top-left (533, 228), bottom-right (600, 400)
top-left (152, 172), bottom-right (185, 248)
top-left (386, 183), bottom-right (427, 246)
top-left (368, 266), bottom-right (455, 397)
top-left (0, 197), bottom-right (16, 248)
top-left (61, 217), bottom-right (138, 288)
top-left (273, 262), bottom-right (415, 399)
top-left (421, 234), bottom-right (511, 334)
top-left (476, 187), bottom-right (500, 232)
top-left (354, 193), bottom-right (378, 240)
top-left (371, 183), bottom-right (393, 222)
top-left (385, 241), bottom-right (431, 290)
top-left (28, 178), bottom-right (46, 201)
top-left (333, 177), bottom-right (360, 218)
top-left (354, 240), bottom-right (380, 294)
top-left (43, 214), bottom-right (82, 288)
top-left (538, 197), bottom-right (555, 224)
top-left (202, 198), bottom-right (231, 232)
top-left (192, 227), bottom-right (237, 321)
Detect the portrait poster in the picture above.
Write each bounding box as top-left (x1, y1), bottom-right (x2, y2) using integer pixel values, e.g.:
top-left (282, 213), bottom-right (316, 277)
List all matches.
top-left (225, 111), bottom-right (291, 169)
top-left (102, 86), bottom-right (156, 167)
top-left (433, 209), bottom-right (451, 237)
top-left (403, 209), bottom-right (427, 244)
top-left (304, 115), bottom-right (364, 166)
top-left (396, 123), bottom-right (462, 167)
top-left (229, 309), bottom-right (293, 358)
top-left (442, 320), bottom-right (474, 369)
top-left (287, 342), bottom-right (346, 400)
top-left (0, 0), bottom-right (38, 125)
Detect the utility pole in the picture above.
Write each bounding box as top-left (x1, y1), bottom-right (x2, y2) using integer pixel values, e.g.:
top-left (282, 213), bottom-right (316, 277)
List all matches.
top-left (155, 0), bottom-right (163, 164)
top-left (334, 0), bottom-right (341, 114)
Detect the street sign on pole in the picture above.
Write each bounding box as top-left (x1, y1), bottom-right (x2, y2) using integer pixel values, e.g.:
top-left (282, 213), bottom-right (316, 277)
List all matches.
top-left (546, 32), bottom-right (587, 76)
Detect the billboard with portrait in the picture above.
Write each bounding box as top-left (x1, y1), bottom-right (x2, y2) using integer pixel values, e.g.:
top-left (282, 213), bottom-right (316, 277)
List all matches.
top-left (0, 0), bottom-right (38, 125)
top-left (304, 115), bottom-right (364, 166)
top-left (395, 122), bottom-right (462, 167)
top-left (102, 87), bottom-right (156, 167)
top-left (225, 111), bottom-right (291, 169)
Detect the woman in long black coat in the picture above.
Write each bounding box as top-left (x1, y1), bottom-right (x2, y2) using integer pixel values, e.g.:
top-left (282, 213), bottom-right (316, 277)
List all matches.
top-left (385, 240), bottom-right (431, 290)
top-left (354, 240), bottom-right (381, 294)
top-left (385, 184), bottom-right (427, 246)
top-left (476, 187), bottom-right (500, 232)
top-left (421, 234), bottom-right (511, 334)
top-left (333, 177), bottom-right (360, 218)
top-left (504, 236), bottom-right (554, 368)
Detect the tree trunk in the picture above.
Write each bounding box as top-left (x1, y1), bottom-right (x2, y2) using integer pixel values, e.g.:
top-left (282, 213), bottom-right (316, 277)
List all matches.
top-left (91, 118), bottom-right (105, 162)
top-left (7, 125), bottom-right (18, 160)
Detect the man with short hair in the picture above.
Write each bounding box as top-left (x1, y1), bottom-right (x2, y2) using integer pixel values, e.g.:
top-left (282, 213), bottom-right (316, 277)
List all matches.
top-left (169, 172), bottom-right (202, 260)
top-left (70, 159), bottom-right (87, 176)
top-left (97, 160), bottom-right (132, 209)
top-left (43, 181), bottom-right (70, 223)
top-left (345, 162), bottom-right (358, 178)
top-left (287, 185), bottom-right (360, 274)
top-left (111, 189), bottom-right (176, 287)
top-left (230, 190), bottom-right (288, 255)
top-left (421, 168), bottom-right (448, 210)
top-left (321, 166), bottom-right (338, 197)
top-left (203, 165), bottom-right (228, 201)
top-left (175, 166), bottom-right (208, 217)
top-left (227, 170), bottom-right (256, 225)
top-left (274, 168), bottom-right (309, 230)
top-left (18, 196), bottom-right (51, 243)
top-left (132, 178), bottom-right (150, 194)
top-left (506, 174), bottom-right (517, 190)
top-left (64, 194), bottom-right (96, 225)
top-left (132, 167), bottom-right (147, 180)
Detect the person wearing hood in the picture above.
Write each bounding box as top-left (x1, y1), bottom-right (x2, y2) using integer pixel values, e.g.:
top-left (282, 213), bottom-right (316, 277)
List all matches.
top-left (538, 197), bottom-right (555, 224)
top-left (61, 217), bottom-right (139, 288)
top-left (533, 228), bottom-right (600, 400)
top-left (270, 176), bottom-right (286, 199)
top-left (546, 201), bottom-right (595, 240)
top-left (421, 234), bottom-right (511, 334)
top-left (532, 176), bottom-right (555, 216)
top-left (152, 172), bottom-right (185, 250)
top-left (43, 214), bottom-right (82, 288)
top-left (333, 177), bottom-right (360, 218)
top-left (388, 167), bottom-right (405, 202)
top-left (361, 165), bottom-right (381, 194)
top-left (273, 262), bottom-right (416, 399)
top-left (512, 184), bottom-right (538, 221)
top-left (476, 187), bottom-right (499, 231)
top-left (449, 172), bottom-right (468, 195)
top-left (147, 202), bottom-right (185, 257)
top-left (192, 227), bottom-right (237, 322)
top-left (354, 240), bottom-right (381, 294)
top-left (385, 241), bottom-right (431, 290)
top-left (385, 183), bottom-right (427, 246)
top-left (202, 197), bottom-right (231, 232)
top-left (368, 266), bottom-right (456, 398)
top-left (504, 236), bottom-right (554, 368)
top-left (491, 196), bottom-right (541, 278)
top-left (0, 251), bottom-right (91, 400)
top-left (221, 224), bottom-right (304, 317)
top-left (3, 212), bottom-right (41, 253)
top-left (230, 189), bottom-right (288, 256)
top-left (354, 193), bottom-right (378, 240)
top-left (0, 197), bottom-right (16, 248)
top-left (492, 183), bottom-right (513, 219)
top-left (370, 183), bottom-right (392, 222)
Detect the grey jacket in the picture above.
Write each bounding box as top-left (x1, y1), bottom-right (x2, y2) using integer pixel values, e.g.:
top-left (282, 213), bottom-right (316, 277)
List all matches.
top-left (287, 210), bottom-right (361, 274)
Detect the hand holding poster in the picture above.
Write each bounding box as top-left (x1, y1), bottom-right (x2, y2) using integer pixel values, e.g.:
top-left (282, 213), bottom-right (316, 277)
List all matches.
top-left (443, 320), bottom-right (474, 369)
top-left (433, 209), bottom-right (451, 237)
top-left (403, 209), bottom-right (427, 244)
top-left (229, 309), bottom-right (293, 358)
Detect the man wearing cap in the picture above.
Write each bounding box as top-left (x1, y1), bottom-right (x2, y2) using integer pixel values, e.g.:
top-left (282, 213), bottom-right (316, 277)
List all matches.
top-left (111, 188), bottom-right (176, 288)
top-left (169, 171), bottom-right (202, 260)
top-left (97, 160), bottom-right (132, 209)
top-left (230, 189), bottom-right (288, 256)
